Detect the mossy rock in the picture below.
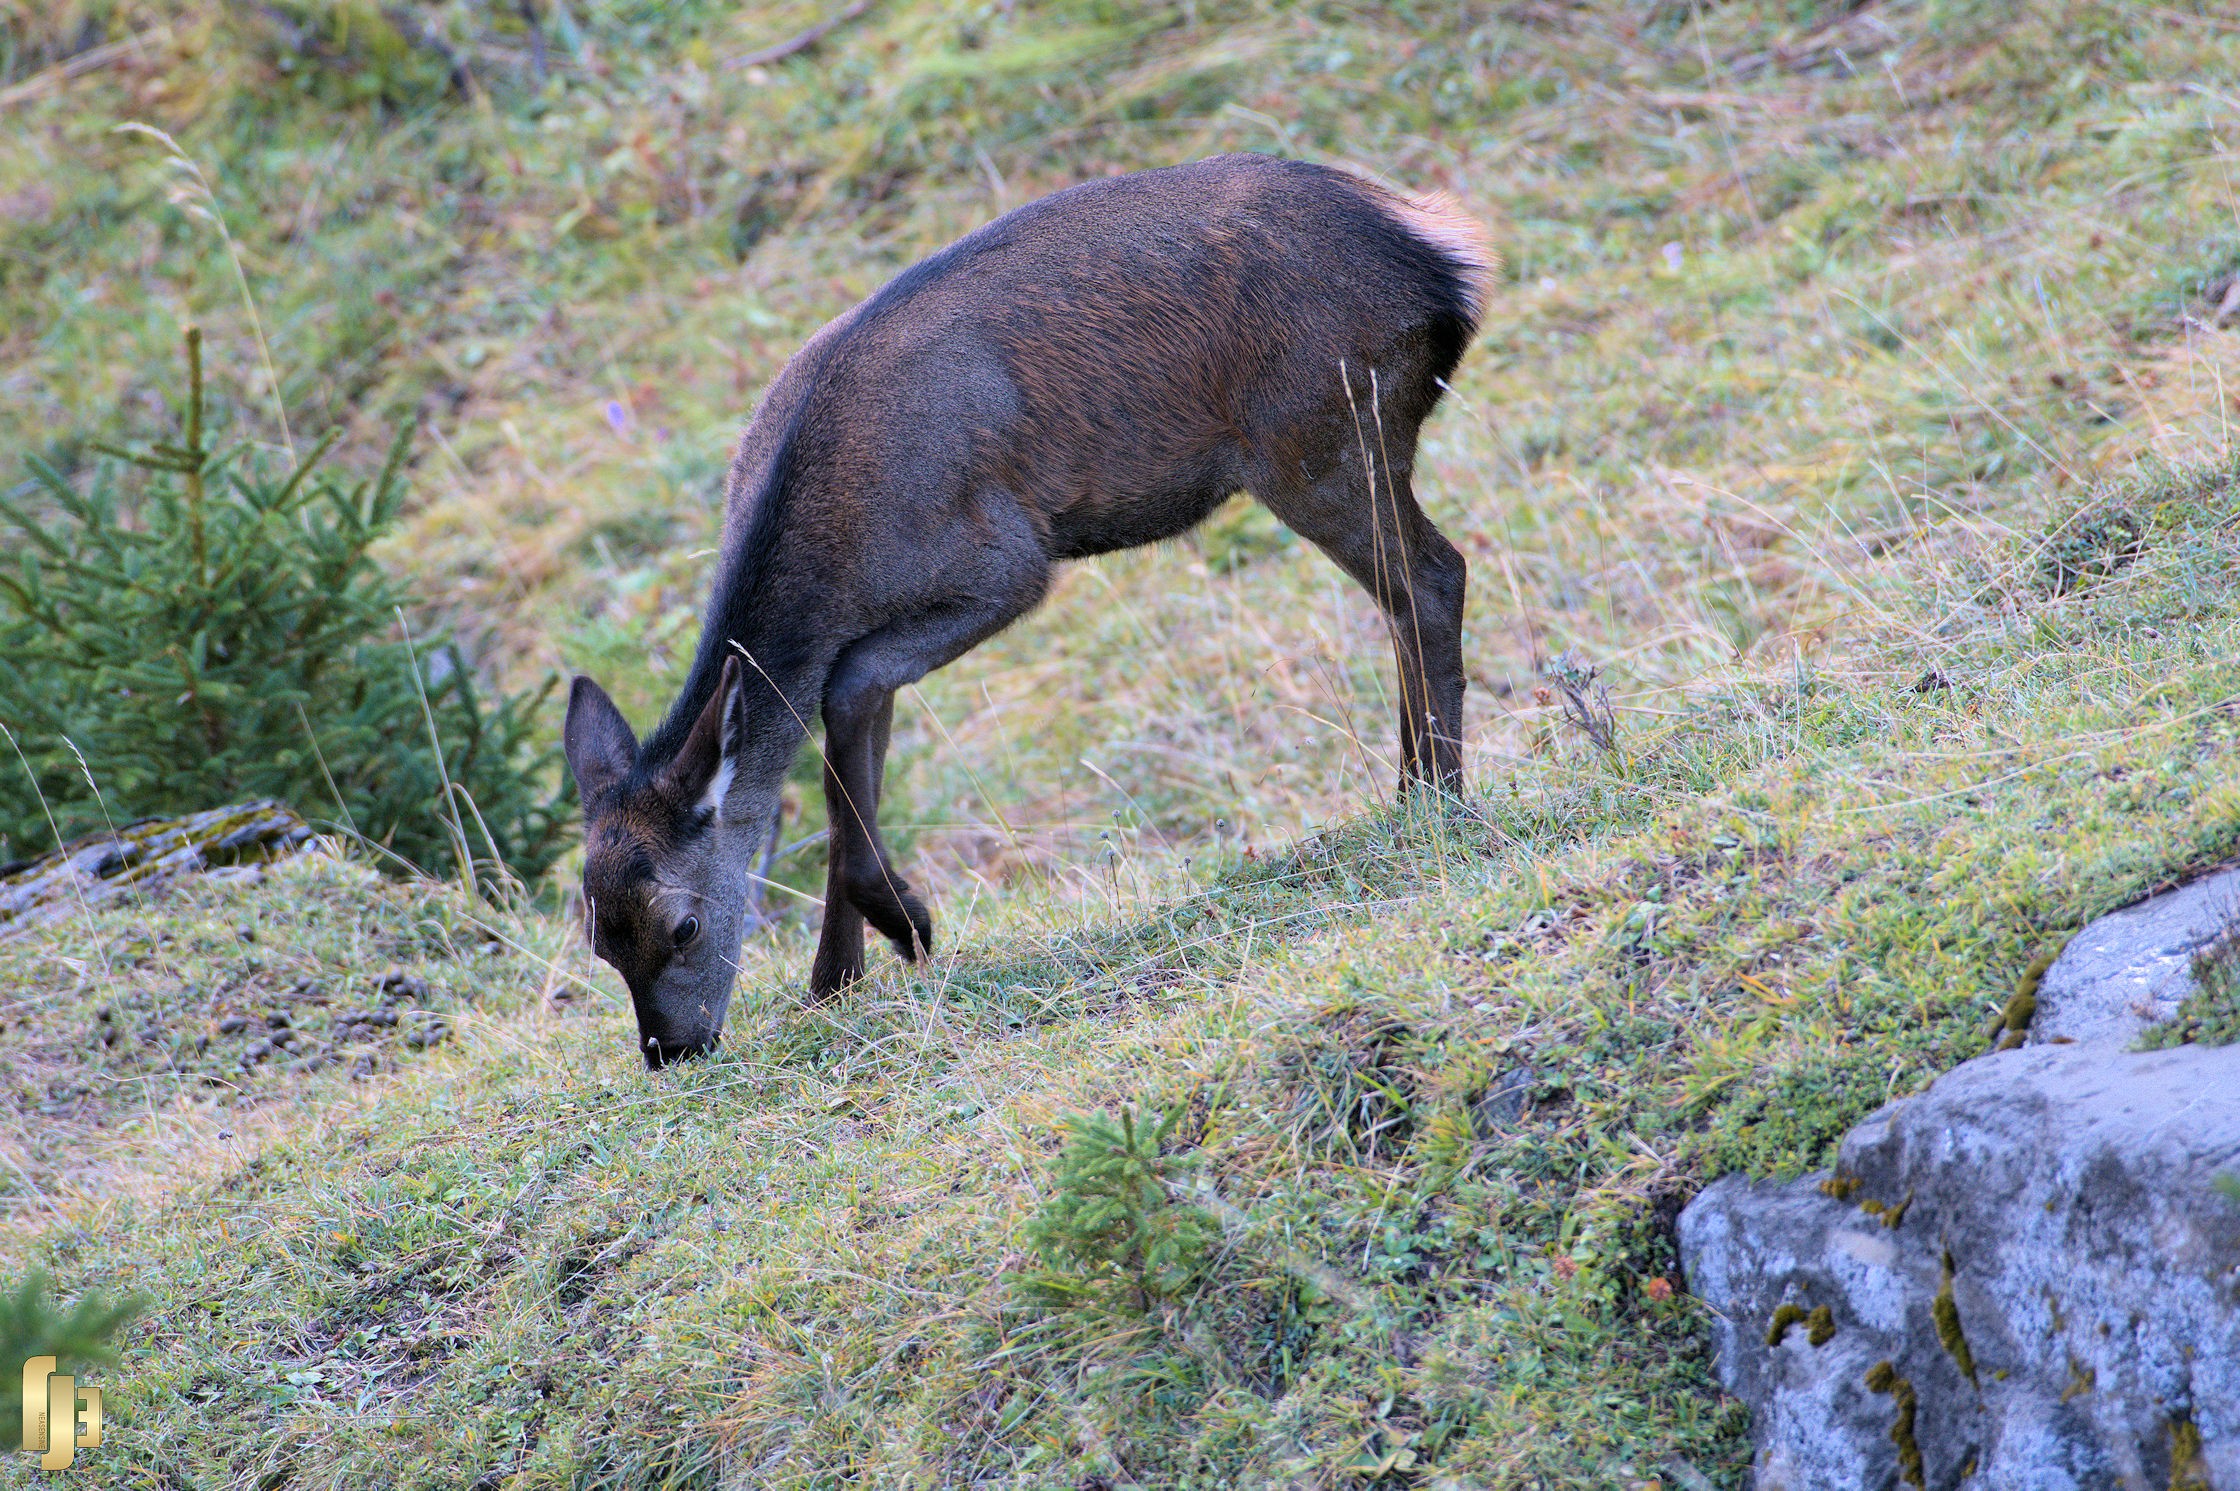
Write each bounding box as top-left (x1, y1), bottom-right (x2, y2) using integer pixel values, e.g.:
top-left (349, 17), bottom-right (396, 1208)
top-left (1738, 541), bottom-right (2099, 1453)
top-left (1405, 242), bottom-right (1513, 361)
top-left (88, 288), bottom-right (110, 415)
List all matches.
top-left (0, 800), bottom-right (312, 936)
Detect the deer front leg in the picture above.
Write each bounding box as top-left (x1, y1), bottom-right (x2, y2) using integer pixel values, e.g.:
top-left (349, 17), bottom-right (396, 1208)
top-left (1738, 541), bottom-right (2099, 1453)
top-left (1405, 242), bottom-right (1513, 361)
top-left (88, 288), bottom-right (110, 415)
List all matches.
top-left (826, 687), bottom-right (930, 960)
top-left (803, 527), bottom-right (1050, 997)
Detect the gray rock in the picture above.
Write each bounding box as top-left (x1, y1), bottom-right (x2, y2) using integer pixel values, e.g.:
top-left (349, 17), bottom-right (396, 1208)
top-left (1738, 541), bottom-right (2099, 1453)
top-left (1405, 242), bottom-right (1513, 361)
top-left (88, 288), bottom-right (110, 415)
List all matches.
top-left (2032, 866), bottom-right (2240, 1047)
top-left (1472, 1066), bottom-right (1535, 1129)
top-left (1680, 1041), bottom-right (2240, 1490)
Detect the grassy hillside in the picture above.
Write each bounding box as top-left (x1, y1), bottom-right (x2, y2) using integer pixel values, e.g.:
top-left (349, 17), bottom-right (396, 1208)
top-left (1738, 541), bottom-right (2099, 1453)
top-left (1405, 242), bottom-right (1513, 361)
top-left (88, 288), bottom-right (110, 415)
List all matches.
top-left (5, 0), bottom-right (2240, 1484)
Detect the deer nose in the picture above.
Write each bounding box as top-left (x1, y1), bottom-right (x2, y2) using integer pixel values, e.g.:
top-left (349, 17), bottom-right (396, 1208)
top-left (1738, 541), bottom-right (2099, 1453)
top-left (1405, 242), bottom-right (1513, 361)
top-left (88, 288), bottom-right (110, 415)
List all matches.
top-left (642, 1031), bottom-right (718, 1070)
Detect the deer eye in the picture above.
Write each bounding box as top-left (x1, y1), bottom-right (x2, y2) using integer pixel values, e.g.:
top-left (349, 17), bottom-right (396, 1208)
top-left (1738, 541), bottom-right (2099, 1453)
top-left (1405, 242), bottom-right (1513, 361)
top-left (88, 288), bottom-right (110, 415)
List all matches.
top-left (672, 916), bottom-right (700, 950)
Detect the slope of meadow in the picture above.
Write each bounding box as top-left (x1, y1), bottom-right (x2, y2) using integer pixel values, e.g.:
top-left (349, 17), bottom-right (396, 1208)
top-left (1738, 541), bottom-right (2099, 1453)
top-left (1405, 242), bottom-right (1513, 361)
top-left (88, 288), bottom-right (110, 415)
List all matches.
top-left (5, 0), bottom-right (2240, 1485)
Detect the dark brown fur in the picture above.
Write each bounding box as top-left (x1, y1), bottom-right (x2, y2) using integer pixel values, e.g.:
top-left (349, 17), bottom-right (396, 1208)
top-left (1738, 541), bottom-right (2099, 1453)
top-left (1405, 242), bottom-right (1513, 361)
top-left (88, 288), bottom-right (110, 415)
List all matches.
top-left (564, 153), bottom-right (1492, 1065)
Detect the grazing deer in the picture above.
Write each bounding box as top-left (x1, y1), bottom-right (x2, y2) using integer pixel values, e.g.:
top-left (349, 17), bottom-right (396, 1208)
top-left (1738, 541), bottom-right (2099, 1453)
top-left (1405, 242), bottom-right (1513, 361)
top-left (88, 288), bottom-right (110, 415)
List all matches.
top-left (564, 152), bottom-right (1492, 1066)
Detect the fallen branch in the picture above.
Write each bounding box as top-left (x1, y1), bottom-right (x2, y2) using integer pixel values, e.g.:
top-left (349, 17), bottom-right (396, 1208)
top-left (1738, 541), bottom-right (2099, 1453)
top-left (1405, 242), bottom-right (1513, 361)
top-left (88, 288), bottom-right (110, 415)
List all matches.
top-left (246, 4), bottom-right (479, 99)
top-left (725, 0), bottom-right (870, 71)
top-left (0, 26), bottom-right (171, 111)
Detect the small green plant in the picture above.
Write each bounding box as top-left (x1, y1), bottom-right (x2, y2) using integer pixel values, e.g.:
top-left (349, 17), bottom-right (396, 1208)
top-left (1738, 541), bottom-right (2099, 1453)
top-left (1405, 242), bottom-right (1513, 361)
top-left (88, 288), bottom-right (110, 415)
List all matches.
top-left (237, 1), bottom-right (494, 111)
top-left (2037, 504), bottom-right (2145, 596)
top-left (2139, 927), bottom-right (2240, 1049)
top-left (1023, 1103), bottom-right (1220, 1312)
top-left (1280, 1004), bottom-right (1419, 1162)
top-left (0, 330), bottom-right (571, 882)
top-left (1544, 650), bottom-right (1624, 765)
top-left (0, 1271), bottom-right (142, 1375)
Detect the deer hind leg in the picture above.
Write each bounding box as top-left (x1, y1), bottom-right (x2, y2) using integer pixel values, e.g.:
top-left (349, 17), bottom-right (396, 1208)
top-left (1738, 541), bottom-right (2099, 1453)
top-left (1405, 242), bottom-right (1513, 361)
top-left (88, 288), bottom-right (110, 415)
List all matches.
top-left (1260, 454), bottom-right (1468, 792)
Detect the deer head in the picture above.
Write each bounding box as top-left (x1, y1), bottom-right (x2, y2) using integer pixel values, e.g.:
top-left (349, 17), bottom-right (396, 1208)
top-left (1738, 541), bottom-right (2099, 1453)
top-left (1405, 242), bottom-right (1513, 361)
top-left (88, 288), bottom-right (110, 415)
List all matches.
top-left (563, 655), bottom-right (772, 1067)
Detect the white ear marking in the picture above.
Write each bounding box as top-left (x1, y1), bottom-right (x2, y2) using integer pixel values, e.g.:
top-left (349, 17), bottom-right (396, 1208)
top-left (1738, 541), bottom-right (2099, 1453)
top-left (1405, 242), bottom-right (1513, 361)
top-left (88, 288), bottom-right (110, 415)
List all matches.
top-left (699, 756), bottom-right (736, 821)
top-left (700, 684), bottom-right (742, 820)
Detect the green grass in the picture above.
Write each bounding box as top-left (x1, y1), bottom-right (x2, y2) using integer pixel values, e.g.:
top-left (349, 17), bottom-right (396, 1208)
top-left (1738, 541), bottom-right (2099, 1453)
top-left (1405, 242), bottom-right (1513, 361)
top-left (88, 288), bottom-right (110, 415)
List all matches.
top-left (6, 0), bottom-right (2240, 1484)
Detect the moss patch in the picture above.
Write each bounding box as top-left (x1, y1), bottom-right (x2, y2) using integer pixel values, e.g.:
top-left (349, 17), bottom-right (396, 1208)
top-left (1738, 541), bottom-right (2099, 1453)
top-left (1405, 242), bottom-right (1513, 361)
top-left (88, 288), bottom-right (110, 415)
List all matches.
top-left (2170, 1413), bottom-right (2211, 1491)
top-left (1865, 1360), bottom-right (1926, 1490)
top-left (1934, 1253), bottom-right (1980, 1389)
top-left (1992, 949), bottom-right (2055, 1052)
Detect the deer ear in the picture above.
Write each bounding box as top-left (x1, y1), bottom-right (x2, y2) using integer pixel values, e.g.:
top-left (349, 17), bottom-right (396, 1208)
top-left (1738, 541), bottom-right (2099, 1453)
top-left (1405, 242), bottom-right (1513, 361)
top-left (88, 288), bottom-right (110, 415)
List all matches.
top-left (658, 655), bottom-right (743, 819)
top-left (564, 676), bottom-right (638, 801)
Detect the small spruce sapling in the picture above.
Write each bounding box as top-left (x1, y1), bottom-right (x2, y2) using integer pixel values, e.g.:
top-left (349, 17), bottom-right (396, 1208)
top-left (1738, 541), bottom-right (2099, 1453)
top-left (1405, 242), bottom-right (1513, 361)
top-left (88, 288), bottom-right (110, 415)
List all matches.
top-left (0, 329), bottom-right (570, 880)
top-left (1024, 1103), bottom-right (1220, 1313)
top-left (0, 1271), bottom-right (142, 1377)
